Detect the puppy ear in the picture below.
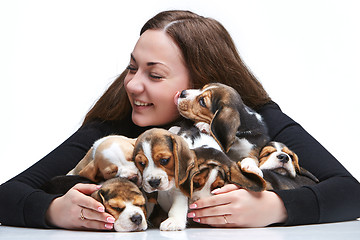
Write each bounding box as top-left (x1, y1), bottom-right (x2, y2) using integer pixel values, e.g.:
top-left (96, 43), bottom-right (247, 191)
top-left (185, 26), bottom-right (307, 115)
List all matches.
top-left (91, 189), bottom-right (107, 203)
top-left (291, 152), bottom-right (301, 173)
top-left (298, 167), bottom-right (319, 183)
top-left (100, 164), bottom-right (118, 180)
top-left (210, 106), bottom-right (240, 152)
top-left (79, 161), bottom-right (101, 182)
top-left (171, 134), bottom-right (196, 193)
top-left (227, 162), bottom-right (266, 192)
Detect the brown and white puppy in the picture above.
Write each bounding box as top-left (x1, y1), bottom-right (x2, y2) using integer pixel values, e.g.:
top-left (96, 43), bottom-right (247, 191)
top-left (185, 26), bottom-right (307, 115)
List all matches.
top-left (180, 147), bottom-right (266, 204)
top-left (175, 83), bottom-right (269, 177)
top-left (259, 141), bottom-right (319, 189)
top-left (68, 135), bottom-right (140, 185)
top-left (133, 128), bottom-right (194, 231)
top-left (41, 176), bottom-right (147, 232)
top-left (259, 141), bottom-right (300, 178)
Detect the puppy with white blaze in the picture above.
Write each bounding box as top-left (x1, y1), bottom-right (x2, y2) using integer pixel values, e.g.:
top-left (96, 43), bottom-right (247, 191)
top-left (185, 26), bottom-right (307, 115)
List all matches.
top-left (133, 128), bottom-right (194, 231)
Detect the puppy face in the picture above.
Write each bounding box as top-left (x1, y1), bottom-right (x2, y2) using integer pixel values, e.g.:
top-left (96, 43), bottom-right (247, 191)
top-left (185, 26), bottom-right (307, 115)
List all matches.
top-left (133, 128), bottom-right (193, 193)
top-left (259, 141), bottom-right (300, 178)
top-left (92, 178), bottom-right (147, 232)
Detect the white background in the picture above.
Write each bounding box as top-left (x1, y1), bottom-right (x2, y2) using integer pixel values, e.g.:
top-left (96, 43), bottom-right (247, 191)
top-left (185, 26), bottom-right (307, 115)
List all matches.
top-left (0, 0), bottom-right (359, 184)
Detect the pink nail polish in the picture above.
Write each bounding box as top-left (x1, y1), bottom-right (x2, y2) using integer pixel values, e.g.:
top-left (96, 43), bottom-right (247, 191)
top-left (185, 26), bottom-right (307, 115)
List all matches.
top-left (98, 206), bottom-right (105, 212)
top-left (193, 218), bottom-right (200, 223)
top-left (107, 217), bottom-right (115, 223)
top-left (189, 203), bottom-right (197, 209)
top-left (105, 223), bottom-right (113, 229)
top-left (187, 212), bottom-right (195, 218)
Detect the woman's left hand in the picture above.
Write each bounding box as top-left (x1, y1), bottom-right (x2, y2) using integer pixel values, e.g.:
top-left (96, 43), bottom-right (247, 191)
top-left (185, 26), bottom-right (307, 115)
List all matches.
top-left (187, 184), bottom-right (288, 227)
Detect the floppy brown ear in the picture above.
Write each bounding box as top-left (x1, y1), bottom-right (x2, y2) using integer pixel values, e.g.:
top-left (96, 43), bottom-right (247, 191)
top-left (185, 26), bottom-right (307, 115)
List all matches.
top-left (171, 134), bottom-right (196, 192)
top-left (227, 162), bottom-right (266, 192)
top-left (100, 164), bottom-right (118, 180)
top-left (291, 152), bottom-right (301, 173)
top-left (91, 189), bottom-right (106, 203)
top-left (298, 167), bottom-right (319, 183)
top-left (210, 106), bottom-right (240, 152)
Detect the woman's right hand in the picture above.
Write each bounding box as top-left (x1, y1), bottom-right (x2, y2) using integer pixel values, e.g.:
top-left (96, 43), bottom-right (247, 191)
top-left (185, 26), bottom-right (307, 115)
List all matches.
top-left (45, 183), bottom-right (115, 230)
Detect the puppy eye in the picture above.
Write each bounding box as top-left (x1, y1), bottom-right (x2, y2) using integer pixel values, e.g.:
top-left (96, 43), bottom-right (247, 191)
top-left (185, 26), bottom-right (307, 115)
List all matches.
top-left (112, 206), bottom-right (125, 212)
top-left (199, 97), bottom-right (206, 108)
top-left (160, 158), bottom-right (170, 166)
top-left (137, 161), bottom-right (146, 169)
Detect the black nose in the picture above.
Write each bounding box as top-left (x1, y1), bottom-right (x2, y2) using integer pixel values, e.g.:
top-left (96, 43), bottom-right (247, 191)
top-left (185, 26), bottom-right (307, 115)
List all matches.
top-left (179, 90), bottom-right (187, 98)
top-left (130, 214), bottom-right (143, 226)
top-left (277, 153), bottom-right (289, 163)
top-left (148, 179), bottom-right (161, 188)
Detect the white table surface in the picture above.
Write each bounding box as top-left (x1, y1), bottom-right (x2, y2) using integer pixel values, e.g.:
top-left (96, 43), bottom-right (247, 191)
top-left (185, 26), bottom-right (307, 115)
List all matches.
top-left (1, 220), bottom-right (359, 240)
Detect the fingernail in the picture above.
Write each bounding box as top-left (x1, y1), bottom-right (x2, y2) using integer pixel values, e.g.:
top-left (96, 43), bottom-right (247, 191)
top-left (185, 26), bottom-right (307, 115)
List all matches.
top-left (189, 203), bottom-right (197, 209)
top-left (96, 185), bottom-right (102, 189)
top-left (193, 218), bottom-right (200, 223)
top-left (105, 223), bottom-right (113, 229)
top-left (98, 206), bottom-right (105, 212)
top-left (187, 212), bottom-right (195, 218)
top-left (211, 188), bottom-right (220, 194)
top-left (107, 217), bottom-right (115, 223)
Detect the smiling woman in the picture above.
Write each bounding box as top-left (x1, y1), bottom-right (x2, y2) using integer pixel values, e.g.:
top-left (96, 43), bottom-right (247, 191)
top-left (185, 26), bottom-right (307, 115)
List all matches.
top-left (124, 30), bottom-right (190, 127)
top-left (0, 2), bottom-right (360, 232)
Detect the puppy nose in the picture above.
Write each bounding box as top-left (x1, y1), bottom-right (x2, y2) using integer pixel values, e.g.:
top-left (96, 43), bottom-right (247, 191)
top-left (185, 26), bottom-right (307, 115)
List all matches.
top-left (130, 214), bottom-right (143, 226)
top-left (277, 153), bottom-right (289, 163)
top-left (148, 179), bottom-right (161, 188)
top-left (179, 90), bottom-right (187, 98)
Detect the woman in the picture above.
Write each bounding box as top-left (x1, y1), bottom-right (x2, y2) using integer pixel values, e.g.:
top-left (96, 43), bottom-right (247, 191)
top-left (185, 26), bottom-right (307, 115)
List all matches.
top-left (0, 10), bottom-right (359, 230)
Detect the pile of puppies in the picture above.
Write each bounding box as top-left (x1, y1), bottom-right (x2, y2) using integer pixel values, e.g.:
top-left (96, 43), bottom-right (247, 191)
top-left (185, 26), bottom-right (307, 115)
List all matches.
top-left (43, 83), bottom-right (318, 232)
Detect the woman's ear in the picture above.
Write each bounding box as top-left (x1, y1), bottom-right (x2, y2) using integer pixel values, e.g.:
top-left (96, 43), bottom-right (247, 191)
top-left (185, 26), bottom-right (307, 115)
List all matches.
top-left (210, 106), bottom-right (240, 152)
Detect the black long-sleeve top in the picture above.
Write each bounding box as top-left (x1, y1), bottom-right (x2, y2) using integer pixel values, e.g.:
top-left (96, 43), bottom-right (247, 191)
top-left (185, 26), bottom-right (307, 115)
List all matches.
top-left (1, 102), bottom-right (359, 227)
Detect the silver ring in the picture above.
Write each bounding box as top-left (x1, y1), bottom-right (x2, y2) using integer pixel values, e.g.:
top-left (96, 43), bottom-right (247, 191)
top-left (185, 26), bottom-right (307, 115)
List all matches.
top-left (80, 208), bottom-right (85, 220)
top-left (223, 215), bottom-right (228, 224)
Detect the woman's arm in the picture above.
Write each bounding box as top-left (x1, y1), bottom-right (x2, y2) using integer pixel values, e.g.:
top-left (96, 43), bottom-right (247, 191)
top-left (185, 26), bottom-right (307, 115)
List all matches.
top-left (0, 121), bottom-right (111, 227)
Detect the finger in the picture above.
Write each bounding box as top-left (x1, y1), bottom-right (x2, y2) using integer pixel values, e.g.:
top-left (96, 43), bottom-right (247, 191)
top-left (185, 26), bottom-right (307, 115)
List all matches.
top-left (211, 184), bottom-right (240, 195)
top-left (79, 218), bottom-right (114, 230)
top-left (189, 203), bottom-right (232, 219)
top-left (193, 215), bottom-right (235, 227)
top-left (72, 183), bottom-right (102, 195)
top-left (81, 207), bottom-right (115, 224)
top-left (190, 192), bottom-right (231, 210)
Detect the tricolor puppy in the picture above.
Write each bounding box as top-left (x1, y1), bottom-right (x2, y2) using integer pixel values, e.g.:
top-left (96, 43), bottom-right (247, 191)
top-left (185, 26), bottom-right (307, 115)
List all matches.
top-left (181, 147), bottom-right (266, 204)
top-left (259, 141), bottom-right (300, 178)
top-left (68, 135), bottom-right (141, 185)
top-left (41, 176), bottom-right (147, 232)
top-left (175, 83), bottom-right (269, 177)
top-left (133, 128), bottom-right (194, 231)
top-left (258, 141), bottom-right (319, 189)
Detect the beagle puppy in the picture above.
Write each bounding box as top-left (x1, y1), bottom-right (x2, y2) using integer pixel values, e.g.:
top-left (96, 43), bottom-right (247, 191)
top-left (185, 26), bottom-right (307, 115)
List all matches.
top-left (175, 83), bottom-right (269, 177)
top-left (41, 176), bottom-right (147, 232)
top-left (259, 141), bottom-right (319, 189)
top-left (133, 128), bottom-right (194, 231)
top-left (68, 135), bottom-right (141, 185)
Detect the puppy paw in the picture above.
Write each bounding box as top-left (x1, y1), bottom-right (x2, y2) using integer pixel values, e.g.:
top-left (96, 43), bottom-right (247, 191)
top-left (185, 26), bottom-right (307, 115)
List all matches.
top-left (195, 122), bottom-right (211, 134)
top-left (240, 158), bottom-right (263, 178)
top-left (160, 217), bottom-right (186, 231)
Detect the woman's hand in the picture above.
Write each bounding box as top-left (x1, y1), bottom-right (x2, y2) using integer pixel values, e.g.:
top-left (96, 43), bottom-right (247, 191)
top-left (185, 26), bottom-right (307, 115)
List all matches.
top-left (187, 184), bottom-right (288, 227)
top-left (46, 183), bottom-right (115, 230)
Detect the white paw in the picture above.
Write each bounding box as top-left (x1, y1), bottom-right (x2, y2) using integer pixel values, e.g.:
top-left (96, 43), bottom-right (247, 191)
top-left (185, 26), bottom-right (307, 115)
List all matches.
top-left (241, 158), bottom-right (263, 177)
top-left (195, 122), bottom-right (211, 134)
top-left (160, 217), bottom-right (186, 231)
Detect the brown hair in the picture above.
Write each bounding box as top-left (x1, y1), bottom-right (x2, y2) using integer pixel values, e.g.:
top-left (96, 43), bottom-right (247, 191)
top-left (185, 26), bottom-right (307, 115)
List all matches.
top-left (83, 10), bottom-right (271, 125)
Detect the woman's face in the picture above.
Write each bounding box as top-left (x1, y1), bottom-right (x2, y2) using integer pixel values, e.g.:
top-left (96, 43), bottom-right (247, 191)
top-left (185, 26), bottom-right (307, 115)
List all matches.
top-left (124, 30), bottom-right (190, 127)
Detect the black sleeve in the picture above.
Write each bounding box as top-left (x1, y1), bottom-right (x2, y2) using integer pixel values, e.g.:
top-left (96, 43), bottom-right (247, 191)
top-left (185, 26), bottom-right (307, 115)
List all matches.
top-left (0, 117), bottom-right (144, 228)
top-left (258, 102), bottom-right (360, 225)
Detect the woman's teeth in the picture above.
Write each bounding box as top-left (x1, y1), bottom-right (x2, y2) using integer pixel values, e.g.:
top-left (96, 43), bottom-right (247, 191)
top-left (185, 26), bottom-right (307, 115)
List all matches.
top-left (134, 100), bottom-right (152, 106)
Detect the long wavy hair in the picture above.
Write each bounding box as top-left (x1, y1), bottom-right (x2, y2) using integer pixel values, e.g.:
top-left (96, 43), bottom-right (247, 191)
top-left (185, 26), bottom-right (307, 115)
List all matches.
top-left (83, 10), bottom-right (271, 125)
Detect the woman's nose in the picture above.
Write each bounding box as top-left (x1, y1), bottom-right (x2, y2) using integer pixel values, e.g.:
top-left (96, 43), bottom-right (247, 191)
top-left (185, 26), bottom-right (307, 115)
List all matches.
top-left (126, 71), bottom-right (145, 94)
